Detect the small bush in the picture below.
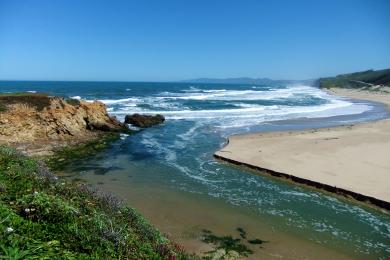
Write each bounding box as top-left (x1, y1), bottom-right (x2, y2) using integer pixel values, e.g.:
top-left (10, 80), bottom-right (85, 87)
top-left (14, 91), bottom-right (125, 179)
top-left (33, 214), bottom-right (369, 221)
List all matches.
top-left (17, 192), bottom-right (78, 223)
top-left (0, 102), bottom-right (7, 112)
top-left (65, 98), bottom-right (81, 106)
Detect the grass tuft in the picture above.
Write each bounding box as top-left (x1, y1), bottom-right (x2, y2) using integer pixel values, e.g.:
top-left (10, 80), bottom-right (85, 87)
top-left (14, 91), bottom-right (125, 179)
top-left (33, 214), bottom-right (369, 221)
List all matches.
top-left (0, 103), bottom-right (6, 112)
top-left (65, 98), bottom-right (81, 106)
top-left (0, 93), bottom-right (51, 112)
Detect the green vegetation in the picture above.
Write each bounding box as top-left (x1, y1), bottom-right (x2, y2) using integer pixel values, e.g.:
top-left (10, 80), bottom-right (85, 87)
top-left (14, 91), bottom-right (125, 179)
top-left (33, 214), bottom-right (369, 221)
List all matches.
top-left (247, 239), bottom-right (267, 245)
top-left (0, 93), bottom-right (82, 113)
top-left (0, 145), bottom-right (189, 259)
top-left (65, 98), bottom-right (81, 106)
top-left (0, 103), bottom-right (6, 112)
top-left (0, 93), bottom-right (52, 112)
top-left (43, 133), bottom-right (121, 171)
top-left (201, 228), bottom-right (268, 258)
top-left (236, 227), bottom-right (246, 239)
top-left (319, 68), bottom-right (390, 90)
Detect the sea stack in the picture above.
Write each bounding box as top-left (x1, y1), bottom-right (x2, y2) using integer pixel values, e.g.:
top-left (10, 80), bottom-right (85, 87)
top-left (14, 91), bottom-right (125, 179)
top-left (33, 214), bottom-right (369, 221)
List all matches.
top-left (124, 113), bottom-right (165, 128)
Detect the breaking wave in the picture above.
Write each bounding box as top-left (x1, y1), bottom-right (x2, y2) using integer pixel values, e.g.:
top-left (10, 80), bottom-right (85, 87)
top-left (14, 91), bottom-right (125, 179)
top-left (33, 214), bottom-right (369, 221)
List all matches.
top-left (90, 84), bottom-right (372, 129)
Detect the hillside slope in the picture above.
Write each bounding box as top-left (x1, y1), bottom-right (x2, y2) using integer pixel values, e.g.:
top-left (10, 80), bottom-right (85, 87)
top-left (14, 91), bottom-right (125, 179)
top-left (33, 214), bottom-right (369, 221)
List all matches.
top-left (319, 69), bottom-right (390, 92)
top-left (0, 145), bottom-right (188, 259)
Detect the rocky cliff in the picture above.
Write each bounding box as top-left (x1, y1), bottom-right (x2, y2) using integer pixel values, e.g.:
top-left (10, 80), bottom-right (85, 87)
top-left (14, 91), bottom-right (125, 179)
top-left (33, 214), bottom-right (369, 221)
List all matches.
top-left (0, 93), bottom-right (128, 155)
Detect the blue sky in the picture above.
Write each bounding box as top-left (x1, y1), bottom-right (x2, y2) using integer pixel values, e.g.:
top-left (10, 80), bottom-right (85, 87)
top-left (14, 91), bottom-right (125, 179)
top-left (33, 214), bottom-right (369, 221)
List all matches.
top-left (0, 0), bottom-right (389, 81)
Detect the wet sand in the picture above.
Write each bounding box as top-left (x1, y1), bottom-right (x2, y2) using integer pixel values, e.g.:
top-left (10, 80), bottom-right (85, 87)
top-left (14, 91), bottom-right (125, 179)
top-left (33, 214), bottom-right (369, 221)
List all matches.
top-left (215, 88), bottom-right (390, 208)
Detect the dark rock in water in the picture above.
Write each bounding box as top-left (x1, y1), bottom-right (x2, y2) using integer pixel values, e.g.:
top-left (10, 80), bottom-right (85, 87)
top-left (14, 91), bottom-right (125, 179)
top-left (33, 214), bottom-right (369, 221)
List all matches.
top-left (125, 113), bottom-right (165, 128)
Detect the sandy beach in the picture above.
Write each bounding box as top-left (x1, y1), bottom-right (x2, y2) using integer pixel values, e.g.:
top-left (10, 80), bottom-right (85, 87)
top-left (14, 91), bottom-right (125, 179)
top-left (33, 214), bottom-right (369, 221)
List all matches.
top-left (215, 88), bottom-right (390, 209)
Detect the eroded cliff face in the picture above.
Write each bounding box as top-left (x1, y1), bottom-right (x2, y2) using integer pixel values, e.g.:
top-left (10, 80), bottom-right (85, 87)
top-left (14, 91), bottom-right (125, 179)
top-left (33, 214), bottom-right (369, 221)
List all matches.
top-left (0, 94), bottom-right (127, 155)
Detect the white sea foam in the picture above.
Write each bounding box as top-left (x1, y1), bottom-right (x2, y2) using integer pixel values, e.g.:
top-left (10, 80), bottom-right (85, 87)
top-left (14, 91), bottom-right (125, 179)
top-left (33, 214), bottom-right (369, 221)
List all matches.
top-left (202, 89), bottom-right (227, 93)
top-left (140, 133), bottom-right (178, 162)
top-left (120, 133), bottom-right (129, 140)
top-left (99, 84), bottom-right (373, 129)
top-left (168, 162), bottom-right (223, 184)
top-left (98, 97), bottom-right (140, 105)
top-left (158, 85), bottom-right (322, 101)
top-left (280, 190), bottom-right (314, 198)
top-left (71, 96), bottom-right (82, 100)
top-left (183, 86), bottom-right (201, 92)
top-left (110, 100), bottom-right (370, 123)
top-left (177, 122), bottom-right (201, 141)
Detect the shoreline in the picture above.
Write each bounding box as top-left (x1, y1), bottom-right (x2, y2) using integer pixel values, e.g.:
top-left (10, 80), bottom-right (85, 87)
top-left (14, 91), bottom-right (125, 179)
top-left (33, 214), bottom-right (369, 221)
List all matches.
top-left (214, 88), bottom-right (390, 210)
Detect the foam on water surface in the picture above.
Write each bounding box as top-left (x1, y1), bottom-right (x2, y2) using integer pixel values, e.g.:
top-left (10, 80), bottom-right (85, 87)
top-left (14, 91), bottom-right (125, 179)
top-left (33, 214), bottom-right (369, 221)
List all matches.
top-left (99, 84), bottom-right (373, 130)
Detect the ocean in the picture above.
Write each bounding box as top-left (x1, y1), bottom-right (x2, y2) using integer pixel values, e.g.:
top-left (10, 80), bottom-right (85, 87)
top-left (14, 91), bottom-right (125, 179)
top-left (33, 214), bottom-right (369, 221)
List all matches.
top-left (1, 80), bottom-right (389, 259)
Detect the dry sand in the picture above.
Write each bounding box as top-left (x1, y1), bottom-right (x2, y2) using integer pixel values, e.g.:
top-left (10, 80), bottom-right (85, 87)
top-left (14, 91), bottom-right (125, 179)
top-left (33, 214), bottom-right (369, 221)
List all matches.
top-left (215, 88), bottom-right (390, 208)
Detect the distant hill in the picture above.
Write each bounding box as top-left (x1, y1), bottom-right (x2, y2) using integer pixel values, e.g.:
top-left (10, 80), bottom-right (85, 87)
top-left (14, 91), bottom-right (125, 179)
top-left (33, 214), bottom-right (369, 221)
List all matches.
top-left (182, 77), bottom-right (313, 85)
top-left (319, 69), bottom-right (390, 91)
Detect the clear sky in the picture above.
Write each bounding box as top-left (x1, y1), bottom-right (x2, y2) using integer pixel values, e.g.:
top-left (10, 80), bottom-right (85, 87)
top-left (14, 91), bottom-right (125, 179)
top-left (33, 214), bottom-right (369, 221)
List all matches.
top-left (0, 0), bottom-right (389, 81)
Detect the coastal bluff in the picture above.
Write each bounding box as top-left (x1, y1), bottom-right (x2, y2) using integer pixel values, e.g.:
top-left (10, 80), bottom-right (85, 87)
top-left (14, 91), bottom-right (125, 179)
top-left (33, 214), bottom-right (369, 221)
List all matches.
top-left (0, 93), bottom-right (128, 155)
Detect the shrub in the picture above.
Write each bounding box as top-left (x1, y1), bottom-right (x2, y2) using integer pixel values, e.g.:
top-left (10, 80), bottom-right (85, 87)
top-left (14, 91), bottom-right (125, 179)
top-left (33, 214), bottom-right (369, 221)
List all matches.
top-left (0, 102), bottom-right (7, 112)
top-left (65, 98), bottom-right (81, 106)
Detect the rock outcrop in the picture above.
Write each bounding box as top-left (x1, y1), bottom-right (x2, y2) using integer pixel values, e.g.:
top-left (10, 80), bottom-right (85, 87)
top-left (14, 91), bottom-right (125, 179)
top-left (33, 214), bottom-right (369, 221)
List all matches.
top-left (0, 93), bottom-right (128, 155)
top-left (125, 113), bottom-right (165, 128)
